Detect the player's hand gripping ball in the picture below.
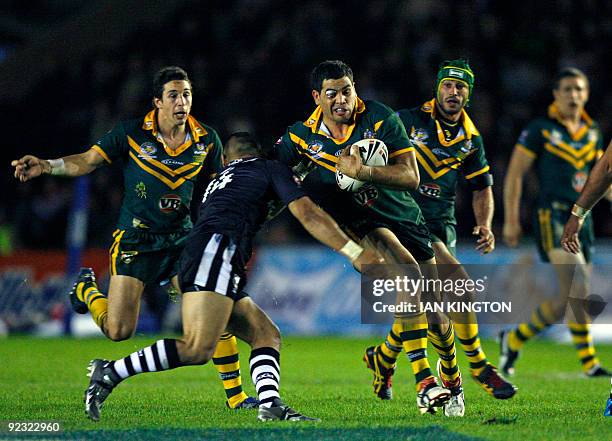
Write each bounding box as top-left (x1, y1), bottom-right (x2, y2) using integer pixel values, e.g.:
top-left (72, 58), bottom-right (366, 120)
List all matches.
top-left (335, 139), bottom-right (388, 192)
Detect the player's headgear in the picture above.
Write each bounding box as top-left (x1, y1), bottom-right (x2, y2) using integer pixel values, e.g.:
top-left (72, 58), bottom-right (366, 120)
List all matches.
top-left (436, 59), bottom-right (475, 105)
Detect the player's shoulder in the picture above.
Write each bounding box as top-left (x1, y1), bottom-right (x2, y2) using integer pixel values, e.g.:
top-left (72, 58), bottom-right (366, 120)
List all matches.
top-left (362, 99), bottom-right (396, 120)
top-left (395, 105), bottom-right (423, 123)
top-left (286, 120), bottom-right (311, 138)
top-left (189, 116), bottom-right (221, 141)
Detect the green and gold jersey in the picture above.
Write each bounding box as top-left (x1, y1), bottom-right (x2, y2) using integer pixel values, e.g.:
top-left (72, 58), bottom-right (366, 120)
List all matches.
top-left (397, 99), bottom-right (492, 225)
top-left (92, 110), bottom-right (222, 234)
top-left (273, 98), bottom-right (424, 226)
top-left (515, 103), bottom-right (604, 205)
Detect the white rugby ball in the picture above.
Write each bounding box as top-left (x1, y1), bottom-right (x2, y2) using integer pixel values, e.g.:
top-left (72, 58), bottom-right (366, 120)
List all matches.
top-left (336, 138), bottom-right (388, 192)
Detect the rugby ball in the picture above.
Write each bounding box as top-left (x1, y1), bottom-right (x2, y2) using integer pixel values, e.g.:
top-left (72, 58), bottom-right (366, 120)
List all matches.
top-left (336, 139), bottom-right (388, 192)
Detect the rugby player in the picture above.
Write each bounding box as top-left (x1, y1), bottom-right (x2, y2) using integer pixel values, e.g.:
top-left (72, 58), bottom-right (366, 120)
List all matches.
top-left (501, 68), bottom-right (609, 377)
top-left (11, 66), bottom-right (256, 409)
top-left (367, 60), bottom-right (516, 417)
top-left (81, 132), bottom-right (383, 422)
top-left (272, 60), bottom-right (454, 415)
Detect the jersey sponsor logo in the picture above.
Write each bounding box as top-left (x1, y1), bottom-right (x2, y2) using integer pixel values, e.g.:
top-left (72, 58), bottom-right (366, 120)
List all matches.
top-left (572, 171), bottom-right (588, 193)
top-left (195, 143), bottom-right (206, 152)
top-left (353, 186), bottom-right (379, 207)
top-left (139, 142), bottom-right (157, 159)
top-left (588, 129), bottom-right (598, 143)
top-left (307, 140), bottom-right (324, 158)
top-left (418, 182), bottom-right (441, 199)
top-left (159, 194), bottom-right (182, 213)
top-left (432, 147), bottom-right (451, 158)
top-left (161, 159), bottom-right (185, 166)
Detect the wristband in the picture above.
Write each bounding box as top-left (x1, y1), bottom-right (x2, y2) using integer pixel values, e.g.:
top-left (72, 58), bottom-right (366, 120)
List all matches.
top-left (571, 204), bottom-right (590, 220)
top-left (339, 240), bottom-right (364, 262)
top-left (48, 158), bottom-right (66, 176)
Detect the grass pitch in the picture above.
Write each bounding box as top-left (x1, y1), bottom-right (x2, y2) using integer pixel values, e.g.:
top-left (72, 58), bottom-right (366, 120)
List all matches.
top-left (0, 336), bottom-right (610, 440)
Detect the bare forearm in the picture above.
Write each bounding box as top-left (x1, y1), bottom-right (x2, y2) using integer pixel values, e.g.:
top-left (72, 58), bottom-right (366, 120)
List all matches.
top-left (503, 173), bottom-right (522, 224)
top-left (575, 150), bottom-right (612, 210)
top-left (473, 187), bottom-right (494, 228)
top-left (298, 204), bottom-right (352, 251)
top-left (43, 152), bottom-right (101, 177)
top-left (357, 163), bottom-right (419, 190)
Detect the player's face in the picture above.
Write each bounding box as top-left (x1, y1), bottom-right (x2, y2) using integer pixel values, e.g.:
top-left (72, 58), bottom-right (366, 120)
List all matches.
top-left (155, 80), bottom-right (192, 126)
top-left (312, 77), bottom-right (357, 125)
top-left (553, 76), bottom-right (589, 116)
top-left (437, 80), bottom-right (469, 116)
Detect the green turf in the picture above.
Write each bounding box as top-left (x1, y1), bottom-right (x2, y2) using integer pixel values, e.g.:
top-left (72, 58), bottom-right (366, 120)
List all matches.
top-left (0, 336), bottom-right (610, 440)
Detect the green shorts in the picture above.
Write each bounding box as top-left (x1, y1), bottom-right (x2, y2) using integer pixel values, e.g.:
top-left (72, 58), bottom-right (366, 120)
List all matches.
top-left (345, 217), bottom-right (435, 262)
top-left (533, 201), bottom-right (594, 263)
top-left (427, 221), bottom-right (457, 257)
top-left (109, 229), bottom-right (189, 285)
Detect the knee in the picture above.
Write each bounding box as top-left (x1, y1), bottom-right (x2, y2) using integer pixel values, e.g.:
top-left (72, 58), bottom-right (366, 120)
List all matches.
top-left (106, 324), bottom-right (134, 342)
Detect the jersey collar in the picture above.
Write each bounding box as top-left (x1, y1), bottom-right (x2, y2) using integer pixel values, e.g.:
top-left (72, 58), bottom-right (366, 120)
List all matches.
top-left (421, 98), bottom-right (480, 147)
top-left (142, 110), bottom-right (209, 156)
top-left (547, 103), bottom-right (592, 141)
top-left (142, 109), bottom-right (208, 142)
top-left (302, 97), bottom-right (366, 144)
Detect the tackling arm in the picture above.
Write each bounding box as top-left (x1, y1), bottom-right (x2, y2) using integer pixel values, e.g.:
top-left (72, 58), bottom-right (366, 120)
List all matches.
top-left (288, 196), bottom-right (383, 270)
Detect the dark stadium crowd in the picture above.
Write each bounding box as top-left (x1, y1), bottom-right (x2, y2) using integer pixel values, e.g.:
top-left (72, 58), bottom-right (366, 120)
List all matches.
top-left (1, 0), bottom-right (611, 252)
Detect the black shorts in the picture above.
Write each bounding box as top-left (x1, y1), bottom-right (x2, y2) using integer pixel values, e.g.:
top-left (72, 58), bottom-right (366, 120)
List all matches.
top-left (178, 232), bottom-right (250, 301)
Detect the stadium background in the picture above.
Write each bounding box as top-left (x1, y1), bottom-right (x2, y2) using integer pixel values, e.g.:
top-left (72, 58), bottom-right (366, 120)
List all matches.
top-left (0, 0), bottom-right (611, 337)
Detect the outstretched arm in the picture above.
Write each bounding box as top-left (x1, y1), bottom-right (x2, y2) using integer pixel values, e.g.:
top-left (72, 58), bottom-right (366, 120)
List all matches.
top-left (12, 148), bottom-right (106, 182)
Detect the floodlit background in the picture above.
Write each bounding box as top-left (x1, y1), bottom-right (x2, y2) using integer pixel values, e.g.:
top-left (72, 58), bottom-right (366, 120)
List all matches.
top-left (0, 0), bottom-right (610, 337)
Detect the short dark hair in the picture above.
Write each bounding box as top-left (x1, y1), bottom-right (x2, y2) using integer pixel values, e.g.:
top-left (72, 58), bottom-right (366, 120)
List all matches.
top-left (552, 67), bottom-right (589, 90)
top-left (224, 131), bottom-right (261, 157)
top-left (310, 60), bottom-right (354, 91)
top-left (152, 66), bottom-right (191, 99)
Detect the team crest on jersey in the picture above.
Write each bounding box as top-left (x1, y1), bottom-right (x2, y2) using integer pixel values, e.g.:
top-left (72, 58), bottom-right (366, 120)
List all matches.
top-left (409, 127), bottom-right (428, 144)
top-left (419, 183), bottom-right (441, 199)
top-left (193, 143), bottom-right (208, 162)
top-left (550, 130), bottom-right (563, 144)
top-left (307, 141), bottom-right (324, 158)
top-left (353, 186), bottom-right (379, 207)
top-left (363, 129), bottom-right (375, 139)
top-left (159, 194), bottom-right (182, 213)
top-left (572, 171), bottom-right (588, 193)
top-left (139, 142), bottom-right (157, 159)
